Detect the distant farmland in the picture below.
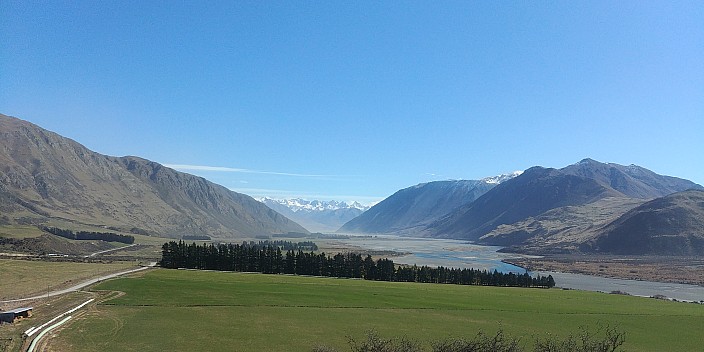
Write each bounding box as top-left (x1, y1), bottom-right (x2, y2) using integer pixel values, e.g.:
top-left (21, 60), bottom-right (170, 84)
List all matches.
top-left (50, 269), bottom-right (704, 351)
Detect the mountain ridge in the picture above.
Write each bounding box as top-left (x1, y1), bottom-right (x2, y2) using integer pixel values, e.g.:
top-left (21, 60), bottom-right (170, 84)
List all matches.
top-left (338, 157), bottom-right (702, 256)
top-left (561, 158), bottom-right (701, 199)
top-left (424, 166), bottom-right (624, 240)
top-left (0, 113), bottom-right (308, 238)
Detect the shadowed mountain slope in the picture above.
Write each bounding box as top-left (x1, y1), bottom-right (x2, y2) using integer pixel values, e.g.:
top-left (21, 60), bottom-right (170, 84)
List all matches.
top-left (0, 114), bottom-right (307, 238)
top-left (589, 190), bottom-right (704, 255)
top-left (338, 179), bottom-right (498, 234)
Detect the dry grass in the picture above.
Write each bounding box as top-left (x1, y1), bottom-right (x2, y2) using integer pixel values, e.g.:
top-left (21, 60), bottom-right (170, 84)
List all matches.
top-left (0, 259), bottom-right (137, 303)
top-left (0, 225), bottom-right (45, 239)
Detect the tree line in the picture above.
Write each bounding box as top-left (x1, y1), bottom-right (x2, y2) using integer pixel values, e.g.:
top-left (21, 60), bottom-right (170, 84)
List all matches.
top-left (239, 240), bottom-right (318, 251)
top-left (160, 241), bottom-right (554, 288)
top-left (42, 226), bottom-right (135, 244)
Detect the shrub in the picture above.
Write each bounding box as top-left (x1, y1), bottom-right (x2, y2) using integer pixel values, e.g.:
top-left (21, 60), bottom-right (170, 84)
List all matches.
top-left (432, 330), bottom-right (522, 352)
top-left (347, 330), bottom-right (422, 352)
top-left (313, 326), bottom-right (626, 352)
top-left (534, 325), bottom-right (625, 352)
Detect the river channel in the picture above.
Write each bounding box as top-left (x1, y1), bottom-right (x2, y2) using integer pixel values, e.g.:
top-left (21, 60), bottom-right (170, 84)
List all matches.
top-left (328, 235), bottom-right (704, 302)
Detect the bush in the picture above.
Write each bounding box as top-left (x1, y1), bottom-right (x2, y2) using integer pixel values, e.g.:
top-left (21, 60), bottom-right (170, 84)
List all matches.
top-left (432, 330), bottom-right (522, 352)
top-left (348, 330), bottom-right (422, 352)
top-left (534, 325), bottom-right (625, 352)
top-left (313, 326), bottom-right (626, 352)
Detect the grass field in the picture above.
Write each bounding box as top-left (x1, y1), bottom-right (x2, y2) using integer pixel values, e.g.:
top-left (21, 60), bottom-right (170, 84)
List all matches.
top-left (46, 269), bottom-right (704, 352)
top-left (0, 259), bottom-right (137, 301)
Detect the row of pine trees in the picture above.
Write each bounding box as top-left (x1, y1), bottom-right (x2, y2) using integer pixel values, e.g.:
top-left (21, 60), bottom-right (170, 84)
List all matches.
top-left (43, 226), bottom-right (135, 244)
top-left (160, 240), bottom-right (555, 288)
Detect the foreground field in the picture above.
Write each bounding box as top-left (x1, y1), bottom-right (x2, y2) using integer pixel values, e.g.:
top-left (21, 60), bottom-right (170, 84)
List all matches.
top-left (50, 269), bottom-right (704, 351)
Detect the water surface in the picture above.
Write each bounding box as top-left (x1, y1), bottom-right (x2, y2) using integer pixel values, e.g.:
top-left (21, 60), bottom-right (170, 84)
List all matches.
top-left (333, 235), bottom-right (527, 272)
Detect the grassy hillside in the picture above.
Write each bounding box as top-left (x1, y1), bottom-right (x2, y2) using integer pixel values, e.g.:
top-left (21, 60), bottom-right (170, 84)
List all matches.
top-left (49, 269), bottom-right (704, 351)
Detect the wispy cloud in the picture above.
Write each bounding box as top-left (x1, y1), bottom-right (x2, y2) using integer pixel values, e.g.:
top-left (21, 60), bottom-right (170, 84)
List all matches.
top-left (229, 187), bottom-right (383, 205)
top-left (164, 164), bottom-right (336, 178)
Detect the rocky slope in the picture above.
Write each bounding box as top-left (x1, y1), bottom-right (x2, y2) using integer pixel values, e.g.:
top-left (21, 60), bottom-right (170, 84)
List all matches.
top-left (479, 197), bottom-right (646, 253)
top-left (0, 114), bottom-right (307, 238)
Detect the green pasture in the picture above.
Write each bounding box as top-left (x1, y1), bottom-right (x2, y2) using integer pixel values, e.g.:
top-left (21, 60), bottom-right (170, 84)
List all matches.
top-left (52, 269), bottom-right (704, 351)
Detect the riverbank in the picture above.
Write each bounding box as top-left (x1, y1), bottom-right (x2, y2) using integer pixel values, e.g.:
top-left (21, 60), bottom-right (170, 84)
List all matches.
top-left (504, 255), bottom-right (704, 287)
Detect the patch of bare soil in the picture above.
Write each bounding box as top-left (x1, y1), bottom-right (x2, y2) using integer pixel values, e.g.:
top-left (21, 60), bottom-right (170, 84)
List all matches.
top-left (505, 255), bottom-right (704, 286)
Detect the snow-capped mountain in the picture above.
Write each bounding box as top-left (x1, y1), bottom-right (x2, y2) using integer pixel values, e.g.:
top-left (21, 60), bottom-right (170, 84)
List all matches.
top-left (481, 171), bottom-right (524, 184)
top-left (259, 198), bottom-right (370, 213)
top-left (258, 198), bottom-right (371, 233)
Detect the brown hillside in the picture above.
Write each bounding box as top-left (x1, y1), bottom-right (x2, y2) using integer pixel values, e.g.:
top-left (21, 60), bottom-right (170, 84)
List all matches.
top-left (0, 114), bottom-right (307, 238)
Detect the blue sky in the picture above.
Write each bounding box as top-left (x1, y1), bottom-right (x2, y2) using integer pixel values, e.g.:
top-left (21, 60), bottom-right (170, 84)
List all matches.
top-left (2, 1), bottom-right (702, 204)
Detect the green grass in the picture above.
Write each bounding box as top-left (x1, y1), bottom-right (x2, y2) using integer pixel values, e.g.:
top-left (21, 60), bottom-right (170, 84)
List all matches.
top-left (50, 269), bottom-right (704, 352)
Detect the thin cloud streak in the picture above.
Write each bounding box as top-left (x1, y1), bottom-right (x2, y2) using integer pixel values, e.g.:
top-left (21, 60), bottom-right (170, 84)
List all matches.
top-left (229, 187), bottom-right (383, 205)
top-left (164, 163), bottom-right (337, 178)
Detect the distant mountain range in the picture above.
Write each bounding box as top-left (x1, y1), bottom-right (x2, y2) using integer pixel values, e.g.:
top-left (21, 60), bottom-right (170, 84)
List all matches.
top-left (0, 114), bottom-right (307, 238)
top-left (340, 159), bottom-right (704, 255)
top-left (258, 198), bottom-right (370, 233)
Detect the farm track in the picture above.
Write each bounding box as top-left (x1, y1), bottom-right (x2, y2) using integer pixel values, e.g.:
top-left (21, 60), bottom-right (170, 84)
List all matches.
top-left (83, 244), bottom-right (139, 258)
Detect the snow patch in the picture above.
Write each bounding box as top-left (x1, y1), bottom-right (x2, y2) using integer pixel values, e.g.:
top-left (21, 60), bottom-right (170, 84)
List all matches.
top-left (481, 170), bottom-right (523, 184)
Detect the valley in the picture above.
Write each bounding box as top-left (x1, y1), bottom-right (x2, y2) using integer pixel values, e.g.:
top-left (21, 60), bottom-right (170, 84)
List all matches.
top-left (3, 3), bottom-right (702, 351)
